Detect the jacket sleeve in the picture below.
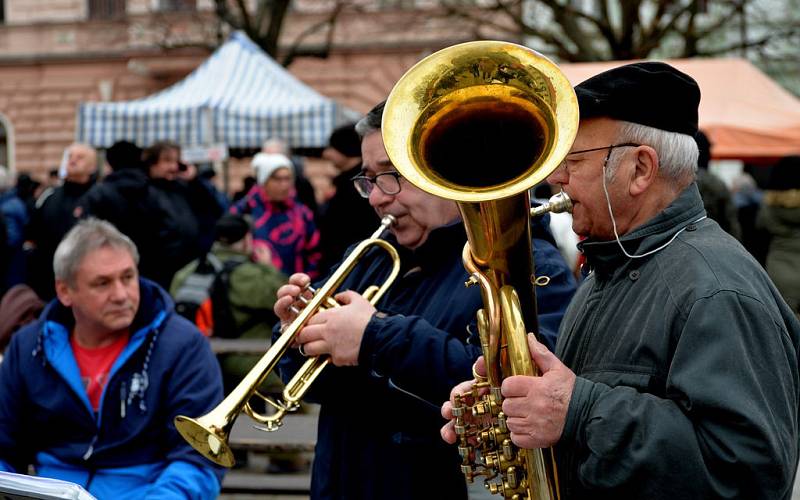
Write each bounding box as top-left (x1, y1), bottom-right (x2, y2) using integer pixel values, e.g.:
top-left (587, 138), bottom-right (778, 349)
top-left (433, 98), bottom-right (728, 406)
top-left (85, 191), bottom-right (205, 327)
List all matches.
top-left (0, 330), bottom-right (32, 473)
top-left (358, 314), bottom-right (483, 405)
top-left (158, 322), bottom-right (226, 488)
top-left (560, 291), bottom-right (799, 498)
top-left (145, 459), bottom-right (220, 500)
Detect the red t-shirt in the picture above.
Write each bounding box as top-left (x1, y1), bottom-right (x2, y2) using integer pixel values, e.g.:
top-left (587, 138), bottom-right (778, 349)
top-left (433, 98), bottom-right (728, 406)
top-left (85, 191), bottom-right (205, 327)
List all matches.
top-left (71, 333), bottom-right (129, 411)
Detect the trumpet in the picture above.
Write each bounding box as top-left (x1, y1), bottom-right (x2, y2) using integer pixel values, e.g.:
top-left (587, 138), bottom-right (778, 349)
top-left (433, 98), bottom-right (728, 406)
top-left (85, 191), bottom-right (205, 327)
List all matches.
top-left (175, 215), bottom-right (400, 467)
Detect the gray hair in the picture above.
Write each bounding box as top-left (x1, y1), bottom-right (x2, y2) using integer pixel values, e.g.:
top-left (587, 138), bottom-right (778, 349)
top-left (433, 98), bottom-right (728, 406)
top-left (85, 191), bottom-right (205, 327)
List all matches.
top-left (607, 121), bottom-right (698, 187)
top-left (54, 218), bottom-right (139, 286)
top-left (355, 100), bottom-right (386, 138)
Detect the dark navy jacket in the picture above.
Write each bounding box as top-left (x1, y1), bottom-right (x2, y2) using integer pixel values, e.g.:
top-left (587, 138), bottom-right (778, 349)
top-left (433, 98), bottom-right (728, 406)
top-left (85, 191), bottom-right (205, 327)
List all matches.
top-left (277, 217), bottom-right (576, 500)
top-left (0, 279), bottom-right (225, 499)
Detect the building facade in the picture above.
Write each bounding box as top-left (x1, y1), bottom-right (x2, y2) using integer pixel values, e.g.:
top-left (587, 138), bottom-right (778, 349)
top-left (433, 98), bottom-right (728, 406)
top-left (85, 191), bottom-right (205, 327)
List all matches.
top-left (0, 0), bottom-right (491, 179)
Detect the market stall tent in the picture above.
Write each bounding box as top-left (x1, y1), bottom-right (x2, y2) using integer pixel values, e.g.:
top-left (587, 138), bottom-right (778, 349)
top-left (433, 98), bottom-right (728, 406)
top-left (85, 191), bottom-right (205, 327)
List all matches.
top-left (76, 31), bottom-right (354, 149)
top-left (562, 58), bottom-right (800, 161)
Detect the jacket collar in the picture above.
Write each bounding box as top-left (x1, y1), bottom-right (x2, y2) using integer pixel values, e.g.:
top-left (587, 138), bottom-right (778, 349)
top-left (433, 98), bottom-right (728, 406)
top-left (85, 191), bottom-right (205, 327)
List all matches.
top-left (579, 183), bottom-right (706, 277)
top-left (390, 220), bottom-right (466, 272)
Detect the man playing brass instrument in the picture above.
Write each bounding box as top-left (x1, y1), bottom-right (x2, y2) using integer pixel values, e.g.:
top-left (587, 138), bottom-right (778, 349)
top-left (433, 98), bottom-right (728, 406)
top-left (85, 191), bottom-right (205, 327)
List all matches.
top-left (443, 62), bottom-right (800, 498)
top-left (274, 100), bottom-right (577, 499)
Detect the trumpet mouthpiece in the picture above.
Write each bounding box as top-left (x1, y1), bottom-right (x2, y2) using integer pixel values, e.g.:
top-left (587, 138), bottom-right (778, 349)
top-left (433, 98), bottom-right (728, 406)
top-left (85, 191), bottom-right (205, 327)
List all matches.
top-left (531, 191), bottom-right (572, 217)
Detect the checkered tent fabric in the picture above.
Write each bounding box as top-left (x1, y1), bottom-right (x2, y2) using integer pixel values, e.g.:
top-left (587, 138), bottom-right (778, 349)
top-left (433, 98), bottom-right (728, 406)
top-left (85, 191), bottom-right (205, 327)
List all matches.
top-left (76, 31), bottom-right (355, 148)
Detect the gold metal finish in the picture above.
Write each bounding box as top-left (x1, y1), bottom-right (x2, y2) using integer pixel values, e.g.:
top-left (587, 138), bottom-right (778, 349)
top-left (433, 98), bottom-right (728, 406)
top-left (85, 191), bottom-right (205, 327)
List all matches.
top-left (383, 40), bottom-right (578, 499)
top-left (175, 216), bottom-right (400, 467)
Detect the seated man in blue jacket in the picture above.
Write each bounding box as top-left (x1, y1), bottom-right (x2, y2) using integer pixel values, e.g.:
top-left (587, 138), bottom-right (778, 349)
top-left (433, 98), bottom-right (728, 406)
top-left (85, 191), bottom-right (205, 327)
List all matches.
top-left (0, 218), bottom-right (225, 499)
top-left (272, 100), bottom-right (577, 500)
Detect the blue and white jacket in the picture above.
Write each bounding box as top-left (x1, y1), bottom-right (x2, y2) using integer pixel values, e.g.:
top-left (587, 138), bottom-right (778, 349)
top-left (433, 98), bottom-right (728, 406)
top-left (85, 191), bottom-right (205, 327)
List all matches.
top-left (0, 278), bottom-right (225, 499)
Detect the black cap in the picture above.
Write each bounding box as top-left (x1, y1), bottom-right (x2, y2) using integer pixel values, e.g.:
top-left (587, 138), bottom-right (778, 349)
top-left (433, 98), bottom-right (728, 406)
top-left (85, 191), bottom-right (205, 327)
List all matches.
top-left (214, 214), bottom-right (250, 245)
top-left (576, 62), bottom-right (701, 137)
top-left (328, 123), bottom-right (361, 157)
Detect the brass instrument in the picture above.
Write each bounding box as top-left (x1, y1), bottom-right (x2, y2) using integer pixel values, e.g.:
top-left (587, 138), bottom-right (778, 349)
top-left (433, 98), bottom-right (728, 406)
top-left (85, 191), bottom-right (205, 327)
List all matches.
top-left (174, 215), bottom-right (400, 467)
top-left (383, 41), bottom-right (578, 499)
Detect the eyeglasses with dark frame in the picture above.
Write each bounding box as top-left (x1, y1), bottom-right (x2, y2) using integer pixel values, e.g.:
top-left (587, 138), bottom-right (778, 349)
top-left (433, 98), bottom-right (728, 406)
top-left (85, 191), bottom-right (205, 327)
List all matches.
top-left (561, 143), bottom-right (642, 172)
top-left (351, 171), bottom-right (403, 198)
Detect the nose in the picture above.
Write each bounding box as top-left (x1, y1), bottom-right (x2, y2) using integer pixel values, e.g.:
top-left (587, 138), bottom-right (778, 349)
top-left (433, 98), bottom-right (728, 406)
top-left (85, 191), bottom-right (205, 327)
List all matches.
top-left (110, 279), bottom-right (128, 302)
top-left (368, 185), bottom-right (393, 209)
top-left (546, 161), bottom-right (568, 186)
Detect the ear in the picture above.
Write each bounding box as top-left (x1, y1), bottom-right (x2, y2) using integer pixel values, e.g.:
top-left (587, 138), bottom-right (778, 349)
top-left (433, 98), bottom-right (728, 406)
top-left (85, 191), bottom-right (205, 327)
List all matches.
top-left (629, 146), bottom-right (659, 196)
top-left (55, 280), bottom-right (73, 308)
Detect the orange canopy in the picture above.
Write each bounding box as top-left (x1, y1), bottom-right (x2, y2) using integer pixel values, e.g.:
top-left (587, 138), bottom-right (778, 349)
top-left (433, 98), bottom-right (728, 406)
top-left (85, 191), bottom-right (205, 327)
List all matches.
top-left (561, 58), bottom-right (800, 162)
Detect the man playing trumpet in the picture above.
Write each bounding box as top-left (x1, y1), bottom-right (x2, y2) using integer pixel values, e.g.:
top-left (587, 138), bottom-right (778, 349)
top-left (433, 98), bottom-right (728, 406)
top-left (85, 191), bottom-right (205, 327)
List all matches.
top-left (275, 100), bottom-right (577, 500)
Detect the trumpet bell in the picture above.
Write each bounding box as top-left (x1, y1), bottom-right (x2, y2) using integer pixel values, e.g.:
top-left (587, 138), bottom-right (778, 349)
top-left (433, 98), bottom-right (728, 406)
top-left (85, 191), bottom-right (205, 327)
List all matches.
top-left (175, 415), bottom-right (235, 467)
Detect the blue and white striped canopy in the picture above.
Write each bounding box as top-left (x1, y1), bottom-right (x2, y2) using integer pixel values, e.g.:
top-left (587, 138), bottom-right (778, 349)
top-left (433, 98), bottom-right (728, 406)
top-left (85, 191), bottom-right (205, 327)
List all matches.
top-left (76, 31), bottom-right (355, 148)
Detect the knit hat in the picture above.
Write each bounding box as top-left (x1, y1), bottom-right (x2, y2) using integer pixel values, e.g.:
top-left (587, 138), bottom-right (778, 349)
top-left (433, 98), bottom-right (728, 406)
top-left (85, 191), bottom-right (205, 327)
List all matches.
top-left (214, 213), bottom-right (250, 245)
top-left (576, 62), bottom-right (701, 137)
top-left (328, 123), bottom-right (362, 157)
top-left (0, 284), bottom-right (45, 352)
top-left (252, 153), bottom-right (293, 185)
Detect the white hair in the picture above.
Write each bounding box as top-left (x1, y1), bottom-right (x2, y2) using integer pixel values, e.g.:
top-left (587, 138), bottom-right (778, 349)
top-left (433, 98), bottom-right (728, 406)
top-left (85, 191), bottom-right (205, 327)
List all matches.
top-left (607, 121), bottom-right (698, 187)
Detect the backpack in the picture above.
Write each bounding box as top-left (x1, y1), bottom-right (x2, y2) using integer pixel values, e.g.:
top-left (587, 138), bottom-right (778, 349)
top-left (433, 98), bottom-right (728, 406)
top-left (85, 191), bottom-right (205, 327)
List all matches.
top-left (173, 253), bottom-right (245, 338)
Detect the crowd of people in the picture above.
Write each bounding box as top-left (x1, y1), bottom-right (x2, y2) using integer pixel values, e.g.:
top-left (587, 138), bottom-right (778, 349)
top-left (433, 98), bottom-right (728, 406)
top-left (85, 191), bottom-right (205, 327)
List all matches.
top-left (0, 53), bottom-right (797, 500)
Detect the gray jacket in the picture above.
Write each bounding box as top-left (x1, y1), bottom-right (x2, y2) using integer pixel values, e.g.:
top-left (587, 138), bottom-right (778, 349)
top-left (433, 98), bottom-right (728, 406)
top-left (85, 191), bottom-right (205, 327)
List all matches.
top-left (555, 184), bottom-right (800, 499)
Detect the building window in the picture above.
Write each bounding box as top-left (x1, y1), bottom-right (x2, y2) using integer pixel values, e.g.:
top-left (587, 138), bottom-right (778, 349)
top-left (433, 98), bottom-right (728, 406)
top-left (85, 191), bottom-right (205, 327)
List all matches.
top-left (158, 0), bottom-right (197, 11)
top-left (88, 0), bottom-right (126, 19)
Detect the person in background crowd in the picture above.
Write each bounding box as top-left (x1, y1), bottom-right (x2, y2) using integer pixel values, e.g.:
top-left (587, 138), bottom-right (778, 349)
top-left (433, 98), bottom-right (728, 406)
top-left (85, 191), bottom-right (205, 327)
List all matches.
top-left (0, 284), bottom-right (44, 357)
top-left (15, 173), bottom-right (39, 219)
top-left (231, 153), bottom-right (321, 280)
top-left (694, 130), bottom-right (741, 239)
top-left (732, 168), bottom-right (768, 264)
top-left (442, 62), bottom-right (800, 499)
top-left (758, 154), bottom-right (800, 317)
top-left (316, 122), bottom-right (379, 276)
top-left (0, 218), bottom-right (225, 499)
top-left (170, 213), bottom-right (285, 393)
top-left (80, 141), bottom-right (181, 289)
top-left (0, 166), bottom-right (29, 291)
top-left (232, 175), bottom-right (256, 203)
top-left (274, 100), bottom-right (576, 499)
top-left (262, 137), bottom-right (318, 214)
top-left (27, 143), bottom-right (97, 300)
top-left (192, 164), bottom-right (230, 252)
top-left (143, 141), bottom-right (224, 284)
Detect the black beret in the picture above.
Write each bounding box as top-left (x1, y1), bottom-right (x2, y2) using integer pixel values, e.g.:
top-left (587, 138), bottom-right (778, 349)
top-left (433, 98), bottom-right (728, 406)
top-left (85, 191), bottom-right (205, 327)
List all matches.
top-left (328, 123), bottom-right (361, 157)
top-left (214, 213), bottom-right (250, 245)
top-left (576, 62), bottom-right (701, 137)
top-left (767, 155), bottom-right (800, 191)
